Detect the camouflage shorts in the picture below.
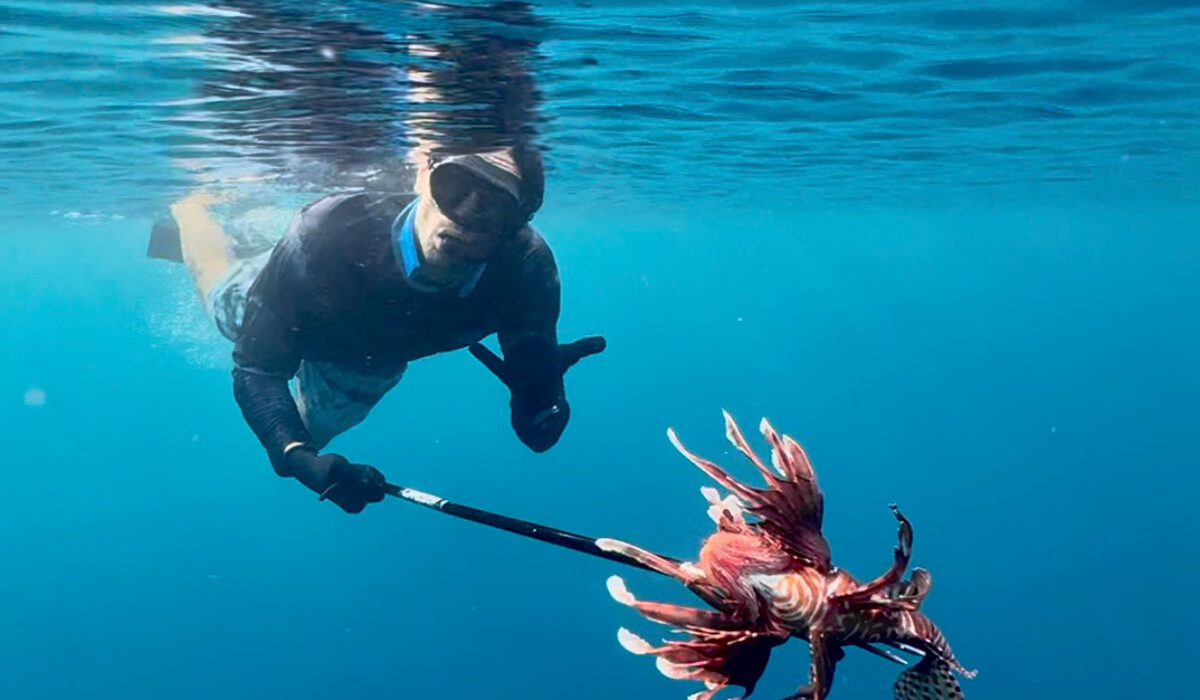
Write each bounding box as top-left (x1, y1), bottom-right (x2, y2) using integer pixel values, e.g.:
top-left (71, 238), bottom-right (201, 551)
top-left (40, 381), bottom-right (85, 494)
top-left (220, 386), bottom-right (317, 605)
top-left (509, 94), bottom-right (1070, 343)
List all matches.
top-left (207, 222), bottom-right (406, 449)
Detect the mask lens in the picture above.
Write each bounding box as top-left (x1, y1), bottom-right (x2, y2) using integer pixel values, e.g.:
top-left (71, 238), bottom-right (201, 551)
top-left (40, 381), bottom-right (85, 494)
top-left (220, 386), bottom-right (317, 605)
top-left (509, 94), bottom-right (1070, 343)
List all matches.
top-left (430, 162), bottom-right (523, 234)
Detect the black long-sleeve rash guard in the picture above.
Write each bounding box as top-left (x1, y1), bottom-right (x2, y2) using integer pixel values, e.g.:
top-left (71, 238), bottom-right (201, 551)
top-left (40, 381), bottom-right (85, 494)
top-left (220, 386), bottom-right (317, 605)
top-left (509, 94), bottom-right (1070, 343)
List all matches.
top-left (230, 192), bottom-right (561, 467)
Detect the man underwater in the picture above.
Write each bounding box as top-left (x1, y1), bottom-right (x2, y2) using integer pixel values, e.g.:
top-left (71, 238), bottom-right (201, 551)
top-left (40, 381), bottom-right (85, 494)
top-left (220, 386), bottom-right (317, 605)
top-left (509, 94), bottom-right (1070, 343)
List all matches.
top-left (161, 143), bottom-right (605, 514)
top-left (151, 2), bottom-right (603, 514)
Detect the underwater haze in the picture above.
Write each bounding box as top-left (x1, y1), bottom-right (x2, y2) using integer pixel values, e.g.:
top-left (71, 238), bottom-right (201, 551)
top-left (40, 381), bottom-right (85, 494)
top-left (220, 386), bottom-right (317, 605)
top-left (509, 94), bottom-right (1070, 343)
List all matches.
top-left (2, 2), bottom-right (1199, 699)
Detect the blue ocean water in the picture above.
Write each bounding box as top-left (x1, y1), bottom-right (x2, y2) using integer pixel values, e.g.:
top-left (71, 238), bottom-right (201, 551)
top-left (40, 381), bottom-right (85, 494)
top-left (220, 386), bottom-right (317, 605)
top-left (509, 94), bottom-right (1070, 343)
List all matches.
top-left (2, 2), bottom-right (1199, 699)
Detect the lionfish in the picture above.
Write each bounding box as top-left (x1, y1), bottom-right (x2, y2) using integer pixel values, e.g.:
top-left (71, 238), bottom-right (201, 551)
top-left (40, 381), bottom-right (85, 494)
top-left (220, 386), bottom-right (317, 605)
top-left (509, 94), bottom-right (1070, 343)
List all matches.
top-left (597, 412), bottom-right (975, 700)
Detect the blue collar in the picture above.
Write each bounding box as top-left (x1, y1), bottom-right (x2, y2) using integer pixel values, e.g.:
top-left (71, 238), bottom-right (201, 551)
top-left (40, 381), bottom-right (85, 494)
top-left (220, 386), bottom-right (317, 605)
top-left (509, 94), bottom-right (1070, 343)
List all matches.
top-left (393, 197), bottom-right (486, 298)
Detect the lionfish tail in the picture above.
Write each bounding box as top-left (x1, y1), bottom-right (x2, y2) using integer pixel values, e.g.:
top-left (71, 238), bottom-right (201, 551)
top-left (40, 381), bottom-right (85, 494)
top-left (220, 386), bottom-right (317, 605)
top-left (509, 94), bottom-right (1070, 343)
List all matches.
top-left (894, 659), bottom-right (976, 700)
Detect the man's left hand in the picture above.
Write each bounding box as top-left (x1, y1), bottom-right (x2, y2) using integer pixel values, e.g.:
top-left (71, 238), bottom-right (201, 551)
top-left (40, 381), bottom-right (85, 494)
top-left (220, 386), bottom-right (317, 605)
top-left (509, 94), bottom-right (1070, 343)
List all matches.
top-left (469, 335), bottom-right (606, 452)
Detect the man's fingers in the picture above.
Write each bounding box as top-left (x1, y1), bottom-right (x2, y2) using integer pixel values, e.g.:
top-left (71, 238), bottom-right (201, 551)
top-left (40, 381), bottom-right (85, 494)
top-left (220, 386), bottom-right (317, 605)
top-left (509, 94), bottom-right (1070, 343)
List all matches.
top-left (474, 336), bottom-right (604, 379)
top-left (560, 336), bottom-right (607, 370)
top-left (469, 343), bottom-right (509, 383)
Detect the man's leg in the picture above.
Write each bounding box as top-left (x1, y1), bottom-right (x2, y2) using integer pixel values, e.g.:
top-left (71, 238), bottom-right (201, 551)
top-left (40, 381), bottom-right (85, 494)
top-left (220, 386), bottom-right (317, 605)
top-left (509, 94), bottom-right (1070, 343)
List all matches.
top-left (168, 186), bottom-right (307, 342)
top-left (293, 360), bottom-right (407, 449)
top-left (170, 191), bottom-right (233, 300)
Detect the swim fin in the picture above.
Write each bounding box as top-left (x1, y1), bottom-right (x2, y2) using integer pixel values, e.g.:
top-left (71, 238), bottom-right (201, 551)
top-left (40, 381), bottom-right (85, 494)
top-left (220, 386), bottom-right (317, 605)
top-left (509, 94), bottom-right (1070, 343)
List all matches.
top-left (147, 215), bottom-right (183, 262)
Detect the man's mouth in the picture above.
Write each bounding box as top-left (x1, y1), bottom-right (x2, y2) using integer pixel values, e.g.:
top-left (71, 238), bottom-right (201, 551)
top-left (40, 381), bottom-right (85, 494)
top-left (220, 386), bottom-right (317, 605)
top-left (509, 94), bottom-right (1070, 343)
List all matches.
top-left (439, 230), bottom-right (492, 260)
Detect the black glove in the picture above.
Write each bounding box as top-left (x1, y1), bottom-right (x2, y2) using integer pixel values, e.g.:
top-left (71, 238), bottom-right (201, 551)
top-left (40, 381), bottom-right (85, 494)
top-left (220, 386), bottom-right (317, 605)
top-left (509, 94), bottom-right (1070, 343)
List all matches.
top-left (469, 335), bottom-right (606, 452)
top-left (283, 448), bottom-right (387, 514)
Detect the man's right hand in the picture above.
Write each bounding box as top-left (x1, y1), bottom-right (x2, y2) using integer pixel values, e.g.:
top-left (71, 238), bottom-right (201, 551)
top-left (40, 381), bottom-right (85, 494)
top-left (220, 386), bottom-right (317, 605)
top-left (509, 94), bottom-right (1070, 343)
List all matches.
top-left (283, 447), bottom-right (387, 514)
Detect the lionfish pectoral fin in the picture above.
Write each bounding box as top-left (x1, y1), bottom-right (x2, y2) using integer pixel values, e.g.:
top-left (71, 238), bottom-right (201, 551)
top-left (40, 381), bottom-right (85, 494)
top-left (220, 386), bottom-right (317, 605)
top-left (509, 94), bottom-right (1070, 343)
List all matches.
top-left (616, 625), bottom-right (785, 700)
top-left (607, 575), bottom-right (742, 630)
top-left (893, 659), bottom-right (968, 700)
top-left (616, 627), bottom-right (655, 655)
top-left (596, 538), bottom-right (705, 584)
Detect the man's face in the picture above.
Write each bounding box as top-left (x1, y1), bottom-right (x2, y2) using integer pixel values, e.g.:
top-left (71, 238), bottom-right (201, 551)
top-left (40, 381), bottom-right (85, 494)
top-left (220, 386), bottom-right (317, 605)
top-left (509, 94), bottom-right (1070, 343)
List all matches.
top-left (413, 159), bottom-right (513, 264)
top-left (415, 195), bottom-right (506, 263)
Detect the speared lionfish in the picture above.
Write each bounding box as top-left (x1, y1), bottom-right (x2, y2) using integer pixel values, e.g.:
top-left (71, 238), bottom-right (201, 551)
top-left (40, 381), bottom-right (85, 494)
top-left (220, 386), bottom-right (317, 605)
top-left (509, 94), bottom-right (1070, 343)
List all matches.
top-left (597, 412), bottom-right (975, 700)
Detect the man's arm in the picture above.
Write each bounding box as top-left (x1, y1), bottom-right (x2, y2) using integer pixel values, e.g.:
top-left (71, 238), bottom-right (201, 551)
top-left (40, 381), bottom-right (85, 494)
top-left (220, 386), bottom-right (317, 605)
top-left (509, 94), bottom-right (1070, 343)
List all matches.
top-left (230, 203), bottom-right (388, 514)
top-left (497, 232), bottom-right (562, 356)
top-left (230, 230), bottom-right (311, 472)
top-left (479, 234), bottom-right (603, 452)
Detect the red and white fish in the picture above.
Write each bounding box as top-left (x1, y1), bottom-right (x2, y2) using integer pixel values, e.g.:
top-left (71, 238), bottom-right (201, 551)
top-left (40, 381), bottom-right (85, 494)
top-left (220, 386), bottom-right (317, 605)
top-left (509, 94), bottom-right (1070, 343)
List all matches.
top-left (598, 412), bottom-right (975, 700)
